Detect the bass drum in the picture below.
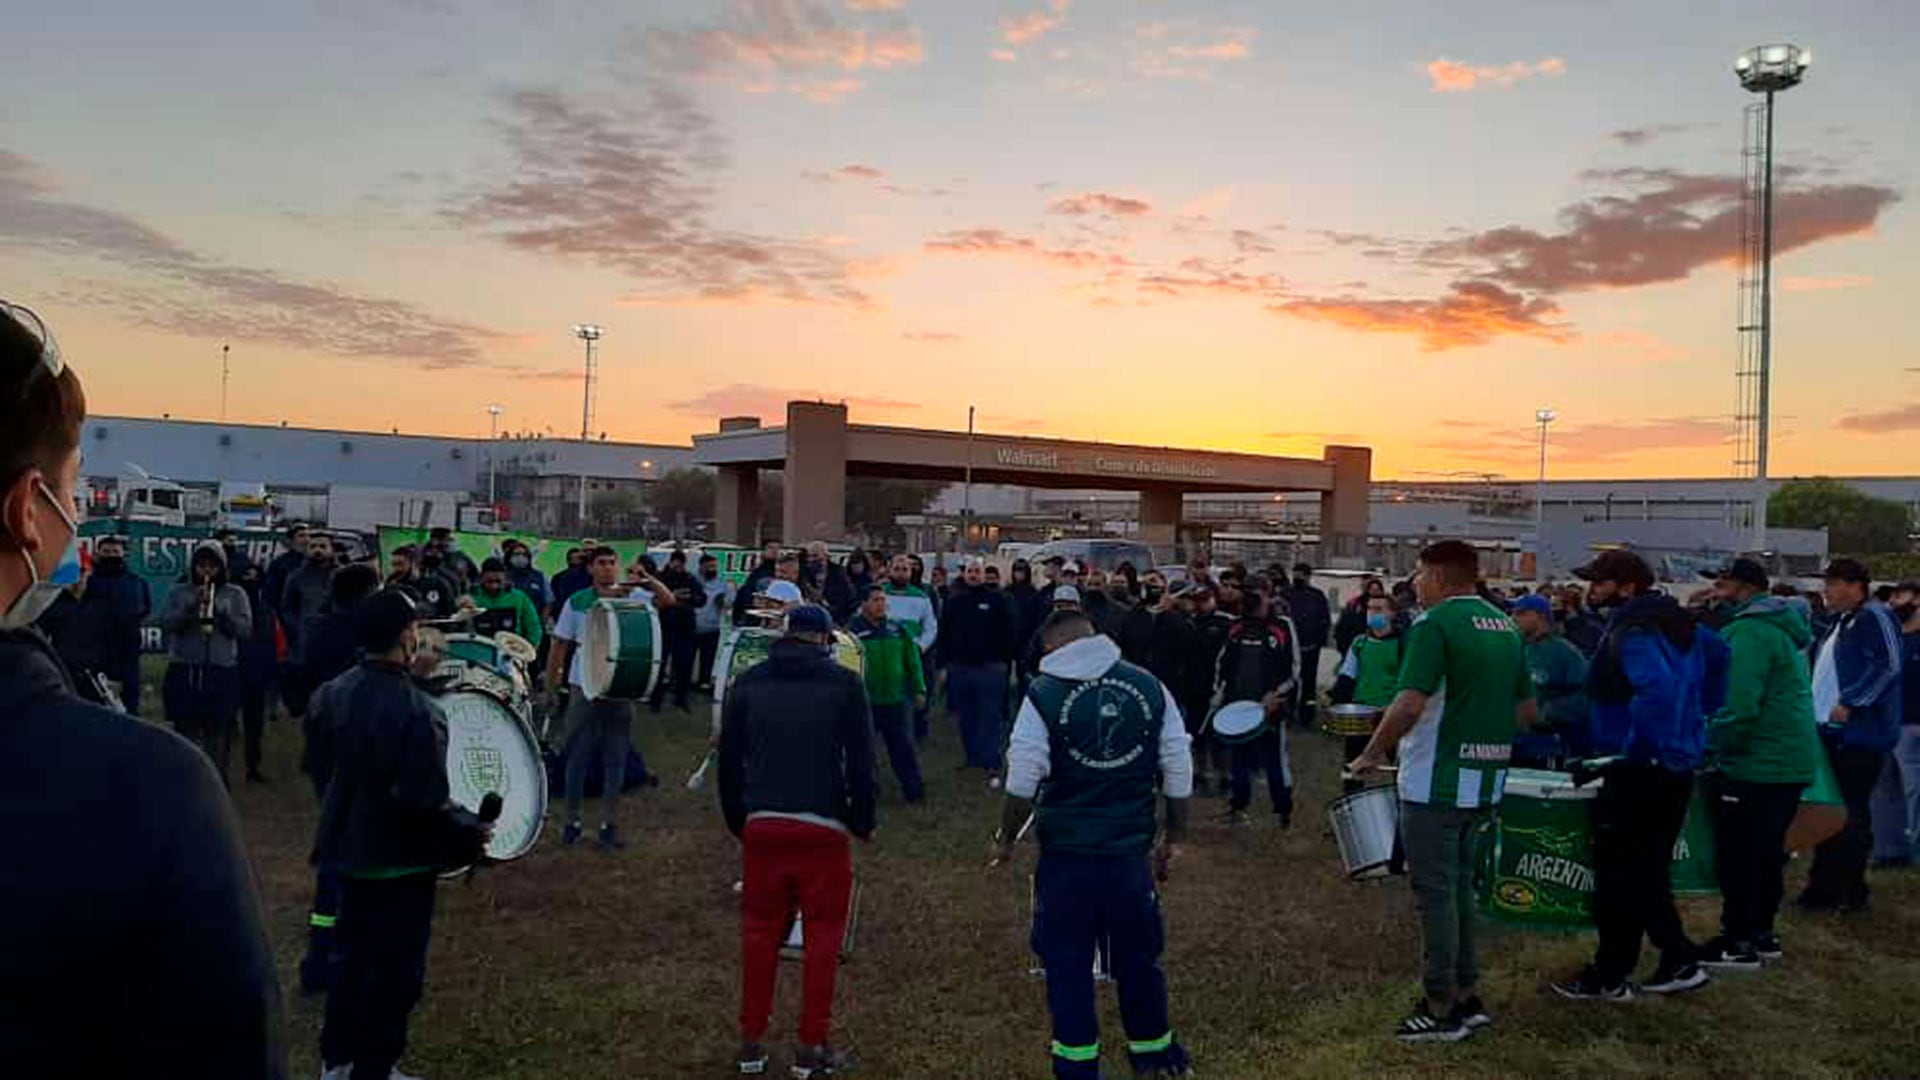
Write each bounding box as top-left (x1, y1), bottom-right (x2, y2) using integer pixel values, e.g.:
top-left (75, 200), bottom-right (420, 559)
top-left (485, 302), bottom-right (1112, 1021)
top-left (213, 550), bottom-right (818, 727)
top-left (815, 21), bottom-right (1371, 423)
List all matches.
top-left (580, 599), bottom-right (662, 702)
top-left (711, 625), bottom-right (865, 733)
top-left (439, 687), bottom-right (549, 870)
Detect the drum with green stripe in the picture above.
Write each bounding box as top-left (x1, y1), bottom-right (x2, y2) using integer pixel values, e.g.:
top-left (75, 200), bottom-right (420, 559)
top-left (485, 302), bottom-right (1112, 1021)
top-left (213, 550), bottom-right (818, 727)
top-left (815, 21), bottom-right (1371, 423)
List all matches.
top-left (581, 599), bottom-right (662, 701)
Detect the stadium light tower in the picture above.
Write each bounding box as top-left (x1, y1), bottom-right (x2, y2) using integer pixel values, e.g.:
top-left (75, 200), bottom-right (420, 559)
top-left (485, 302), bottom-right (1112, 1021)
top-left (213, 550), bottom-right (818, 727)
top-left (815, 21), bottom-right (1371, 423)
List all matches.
top-left (1733, 43), bottom-right (1809, 554)
top-left (573, 323), bottom-right (604, 442)
top-left (486, 404), bottom-right (503, 506)
top-left (1534, 408), bottom-right (1556, 575)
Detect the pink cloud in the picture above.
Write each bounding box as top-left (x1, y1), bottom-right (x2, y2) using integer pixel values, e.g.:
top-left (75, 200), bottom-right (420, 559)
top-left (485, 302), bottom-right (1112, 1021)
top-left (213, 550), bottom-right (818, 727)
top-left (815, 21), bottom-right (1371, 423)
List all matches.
top-left (1133, 24), bottom-right (1255, 80)
top-left (1049, 191), bottom-right (1154, 218)
top-left (923, 227), bottom-right (1129, 270)
top-left (1427, 56), bottom-right (1565, 93)
top-left (666, 382), bottom-right (921, 421)
top-left (644, 0), bottom-right (924, 101)
top-left (1272, 281), bottom-right (1572, 351)
top-left (1837, 403), bottom-right (1920, 434)
top-left (990, 49), bottom-right (1018, 62)
top-left (843, 0), bottom-right (904, 9)
top-left (1000, 0), bottom-right (1070, 45)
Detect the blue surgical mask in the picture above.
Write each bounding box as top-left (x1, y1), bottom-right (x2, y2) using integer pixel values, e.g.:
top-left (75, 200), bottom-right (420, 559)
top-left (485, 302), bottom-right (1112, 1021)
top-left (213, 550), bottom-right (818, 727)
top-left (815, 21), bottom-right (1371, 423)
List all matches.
top-left (1366, 612), bottom-right (1390, 633)
top-left (2, 480), bottom-right (80, 629)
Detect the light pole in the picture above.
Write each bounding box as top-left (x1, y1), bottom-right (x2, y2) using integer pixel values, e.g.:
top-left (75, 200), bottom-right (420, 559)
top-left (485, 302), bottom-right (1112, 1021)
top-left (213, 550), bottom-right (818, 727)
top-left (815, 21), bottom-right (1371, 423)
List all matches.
top-left (1535, 408), bottom-right (1556, 577)
top-left (1735, 43), bottom-right (1809, 553)
top-left (573, 323), bottom-right (604, 442)
top-left (486, 404), bottom-right (503, 508)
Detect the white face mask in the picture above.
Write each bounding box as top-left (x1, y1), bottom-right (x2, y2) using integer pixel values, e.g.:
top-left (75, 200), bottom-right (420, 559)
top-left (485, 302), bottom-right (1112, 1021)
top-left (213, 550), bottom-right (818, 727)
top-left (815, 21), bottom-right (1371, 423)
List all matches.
top-left (2, 480), bottom-right (80, 630)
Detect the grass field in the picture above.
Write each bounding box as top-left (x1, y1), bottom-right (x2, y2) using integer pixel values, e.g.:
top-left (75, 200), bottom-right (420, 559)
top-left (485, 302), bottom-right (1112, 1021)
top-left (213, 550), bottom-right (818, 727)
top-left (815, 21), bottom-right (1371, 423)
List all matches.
top-left (175, 672), bottom-right (1920, 1080)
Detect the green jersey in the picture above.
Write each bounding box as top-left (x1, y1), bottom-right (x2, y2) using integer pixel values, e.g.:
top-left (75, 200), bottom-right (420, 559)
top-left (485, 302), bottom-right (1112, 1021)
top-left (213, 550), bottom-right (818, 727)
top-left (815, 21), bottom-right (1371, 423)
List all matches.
top-left (1396, 595), bottom-right (1533, 808)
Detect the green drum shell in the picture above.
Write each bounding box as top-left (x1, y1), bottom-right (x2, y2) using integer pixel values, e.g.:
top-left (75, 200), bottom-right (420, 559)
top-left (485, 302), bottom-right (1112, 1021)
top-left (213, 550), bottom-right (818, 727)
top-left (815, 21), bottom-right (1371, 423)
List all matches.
top-left (585, 600), bottom-right (662, 701)
top-left (712, 626), bottom-right (865, 732)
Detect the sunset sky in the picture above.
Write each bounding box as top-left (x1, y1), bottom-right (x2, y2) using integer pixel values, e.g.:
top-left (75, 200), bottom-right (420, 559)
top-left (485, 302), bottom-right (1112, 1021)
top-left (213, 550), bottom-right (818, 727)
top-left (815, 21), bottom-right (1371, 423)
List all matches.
top-left (3, 0), bottom-right (1914, 481)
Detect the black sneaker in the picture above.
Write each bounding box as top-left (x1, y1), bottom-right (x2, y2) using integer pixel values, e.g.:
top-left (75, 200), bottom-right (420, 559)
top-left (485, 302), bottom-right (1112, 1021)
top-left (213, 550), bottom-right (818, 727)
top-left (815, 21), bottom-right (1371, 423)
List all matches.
top-left (1754, 934), bottom-right (1784, 961)
top-left (1641, 960), bottom-right (1711, 995)
top-left (1395, 1000), bottom-right (1471, 1043)
top-left (789, 1044), bottom-right (850, 1078)
top-left (1697, 937), bottom-right (1761, 971)
top-left (596, 823), bottom-right (625, 851)
top-left (1450, 995), bottom-right (1492, 1031)
top-left (737, 1042), bottom-right (770, 1076)
top-left (561, 820), bottom-right (583, 847)
top-left (1550, 969), bottom-right (1635, 1002)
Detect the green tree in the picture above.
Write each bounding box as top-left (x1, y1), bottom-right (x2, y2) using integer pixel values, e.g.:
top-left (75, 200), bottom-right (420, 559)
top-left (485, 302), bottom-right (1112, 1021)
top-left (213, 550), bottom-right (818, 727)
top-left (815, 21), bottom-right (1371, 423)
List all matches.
top-left (847, 478), bottom-right (943, 545)
top-left (646, 467), bottom-right (715, 524)
top-left (1769, 477), bottom-right (1912, 553)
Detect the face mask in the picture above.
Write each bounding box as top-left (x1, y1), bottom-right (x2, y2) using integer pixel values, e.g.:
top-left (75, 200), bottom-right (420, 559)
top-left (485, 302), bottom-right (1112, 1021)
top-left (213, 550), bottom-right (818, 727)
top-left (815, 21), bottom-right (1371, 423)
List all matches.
top-left (508, 554), bottom-right (531, 571)
top-left (95, 555), bottom-right (125, 574)
top-left (1107, 584), bottom-right (1131, 603)
top-left (1366, 613), bottom-right (1390, 632)
top-left (1145, 586), bottom-right (1164, 603)
top-left (3, 480), bottom-right (80, 630)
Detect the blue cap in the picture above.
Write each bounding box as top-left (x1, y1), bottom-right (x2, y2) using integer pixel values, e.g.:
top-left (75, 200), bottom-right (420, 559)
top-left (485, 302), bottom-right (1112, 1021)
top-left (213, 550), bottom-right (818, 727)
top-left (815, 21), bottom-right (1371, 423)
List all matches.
top-left (785, 604), bottom-right (833, 635)
top-left (1512, 594), bottom-right (1551, 617)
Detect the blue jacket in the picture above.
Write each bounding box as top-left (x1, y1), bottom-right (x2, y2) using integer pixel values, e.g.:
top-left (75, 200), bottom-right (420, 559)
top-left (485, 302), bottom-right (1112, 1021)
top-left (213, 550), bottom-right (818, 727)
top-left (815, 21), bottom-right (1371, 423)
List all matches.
top-left (1817, 600), bottom-right (1904, 752)
top-left (81, 564), bottom-right (150, 665)
top-left (1586, 593), bottom-right (1730, 773)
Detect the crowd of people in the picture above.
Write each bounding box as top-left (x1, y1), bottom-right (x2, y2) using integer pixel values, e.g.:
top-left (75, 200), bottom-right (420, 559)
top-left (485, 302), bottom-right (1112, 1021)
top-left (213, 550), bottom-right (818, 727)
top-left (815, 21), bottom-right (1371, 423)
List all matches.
top-left (6, 294), bottom-right (1919, 1079)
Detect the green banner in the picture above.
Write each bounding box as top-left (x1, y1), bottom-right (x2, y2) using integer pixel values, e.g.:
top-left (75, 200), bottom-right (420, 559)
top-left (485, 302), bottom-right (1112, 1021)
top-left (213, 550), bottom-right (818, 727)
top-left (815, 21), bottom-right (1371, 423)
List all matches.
top-left (374, 527), bottom-right (649, 581)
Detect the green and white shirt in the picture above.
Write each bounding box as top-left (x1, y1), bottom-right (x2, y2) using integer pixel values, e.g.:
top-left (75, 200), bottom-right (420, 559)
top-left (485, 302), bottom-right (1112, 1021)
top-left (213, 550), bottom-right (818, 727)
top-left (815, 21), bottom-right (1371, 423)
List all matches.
top-left (554, 587), bottom-right (650, 690)
top-left (1396, 595), bottom-right (1532, 809)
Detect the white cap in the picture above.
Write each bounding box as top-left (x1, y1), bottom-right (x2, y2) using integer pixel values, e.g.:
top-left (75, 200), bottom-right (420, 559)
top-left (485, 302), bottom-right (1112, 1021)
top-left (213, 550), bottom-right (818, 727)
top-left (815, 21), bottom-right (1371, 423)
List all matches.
top-left (763, 580), bottom-right (804, 605)
top-left (1061, 561), bottom-right (1082, 575)
top-left (1052, 585), bottom-right (1082, 605)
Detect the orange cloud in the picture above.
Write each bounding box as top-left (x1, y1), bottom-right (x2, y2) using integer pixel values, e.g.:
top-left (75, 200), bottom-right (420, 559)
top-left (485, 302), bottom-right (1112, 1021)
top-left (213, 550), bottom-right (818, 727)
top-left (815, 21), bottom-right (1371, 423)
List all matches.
top-left (1049, 191), bottom-right (1153, 218)
top-left (1000, 0), bottom-right (1070, 45)
top-left (646, 0), bottom-right (924, 101)
top-left (923, 228), bottom-right (1128, 270)
top-left (1133, 23), bottom-right (1255, 80)
top-left (1427, 56), bottom-right (1565, 93)
top-left (902, 330), bottom-right (962, 343)
top-left (1272, 281), bottom-right (1571, 351)
top-left (1837, 403), bottom-right (1920, 434)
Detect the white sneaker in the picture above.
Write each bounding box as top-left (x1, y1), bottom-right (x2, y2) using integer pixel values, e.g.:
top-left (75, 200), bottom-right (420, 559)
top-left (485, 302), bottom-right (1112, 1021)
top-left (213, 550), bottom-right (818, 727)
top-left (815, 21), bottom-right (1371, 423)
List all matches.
top-left (987, 775), bottom-right (1003, 791)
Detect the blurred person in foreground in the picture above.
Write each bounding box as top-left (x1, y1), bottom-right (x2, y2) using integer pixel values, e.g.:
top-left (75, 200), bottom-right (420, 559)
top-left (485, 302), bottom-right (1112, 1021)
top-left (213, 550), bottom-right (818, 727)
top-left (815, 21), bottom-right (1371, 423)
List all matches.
top-left (1800, 558), bottom-right (1904, 913)
top-left (0, 300), bottom-right (282, 1076)
top-left (1698, 557), bottom-right (1819, 968)
top-left (310, 588), bottom-right (490, 1080)
top-left (1350, 540), bottom-right (1535, 1042)
top-left (720, 604), bottom-right (876, 1079)
top-left (990, 611), bottom-right (1194, 1079)
top-left (1870, 585), bottom-right (1920, 868)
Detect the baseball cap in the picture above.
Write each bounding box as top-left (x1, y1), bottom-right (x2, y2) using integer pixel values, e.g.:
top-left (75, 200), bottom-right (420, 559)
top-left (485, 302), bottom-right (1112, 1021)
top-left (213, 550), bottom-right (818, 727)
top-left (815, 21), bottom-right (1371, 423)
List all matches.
top-left (1052, 585), bottom-right (1082, 606)
top-left (763, 580), bottom-right (804, 605)
top-left (356, 587), bottom-right (421, 651)
top-left (1061, 561), bottom-right (1082, 575)
top-left (1706, 556), bottom-right (1769, 591)
top-left (1292, 562), bottom-right (1313, 576)
top-left (1572, 549), bottom-right (1654, 589)
top-left (1824, 558), bottom-right (1873, 585)
top-left (785, 604), bottom-right (833, 635)
top-left (1511, 594), bottom-right (1551, 617)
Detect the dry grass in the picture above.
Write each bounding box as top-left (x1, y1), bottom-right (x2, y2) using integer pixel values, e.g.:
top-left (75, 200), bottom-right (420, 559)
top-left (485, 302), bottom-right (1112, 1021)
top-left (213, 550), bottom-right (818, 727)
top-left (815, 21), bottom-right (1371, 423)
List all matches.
top-left (204, 684), bottom-right (1920, 1080)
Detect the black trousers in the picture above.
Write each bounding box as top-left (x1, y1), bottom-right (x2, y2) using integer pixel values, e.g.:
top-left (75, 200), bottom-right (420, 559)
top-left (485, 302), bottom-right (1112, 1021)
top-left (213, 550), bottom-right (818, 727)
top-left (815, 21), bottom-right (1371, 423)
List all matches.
top-left (240, 678), bottom-right (270, 775)
top-left (1806, 743), bottom-right (1889, 906)
top-left (321, 873), bottom-right (437, 1080)
top-left (649, 621), bottom-right (698, 709)
top-left (1295, 647), bottom-right (1322, 727)
top-left (164, 663), bottom-right (240, 786)
top-left (1591, 762), bottom-right (1696, 984)
top-left (693, 630), bottom-right (722, 690)
top-left (1710, 776), bottom-right (1803, 943)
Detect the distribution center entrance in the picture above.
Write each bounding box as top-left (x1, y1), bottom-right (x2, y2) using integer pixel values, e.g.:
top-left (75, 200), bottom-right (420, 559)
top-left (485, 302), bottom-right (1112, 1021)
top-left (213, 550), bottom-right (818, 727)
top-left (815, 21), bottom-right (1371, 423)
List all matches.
top-left (692, 402), bottom-right (1372, 559)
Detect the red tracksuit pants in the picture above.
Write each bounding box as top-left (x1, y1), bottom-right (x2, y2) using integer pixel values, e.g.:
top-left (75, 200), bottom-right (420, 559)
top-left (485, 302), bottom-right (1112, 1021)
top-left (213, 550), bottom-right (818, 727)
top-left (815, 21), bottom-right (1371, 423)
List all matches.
top-left (739, 818), bottom-right (853, 1046)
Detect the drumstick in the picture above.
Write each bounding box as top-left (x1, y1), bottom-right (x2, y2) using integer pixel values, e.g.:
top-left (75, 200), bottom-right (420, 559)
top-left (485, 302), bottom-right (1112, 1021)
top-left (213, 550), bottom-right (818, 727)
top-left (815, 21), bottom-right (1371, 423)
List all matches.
top-left (1340, 764), bottom-right (1399, 780)
top-left (686, 750), bottom-right (717, 792)
top-left (1013, 811), bottom-right (1036, 843)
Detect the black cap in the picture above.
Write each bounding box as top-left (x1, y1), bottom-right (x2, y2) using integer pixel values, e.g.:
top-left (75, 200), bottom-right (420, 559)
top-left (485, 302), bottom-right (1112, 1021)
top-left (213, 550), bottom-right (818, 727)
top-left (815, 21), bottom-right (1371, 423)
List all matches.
top-left (1292, 562), bottom-right (1313, 576)
top-left (785, 604), bottom-right (833, 636)
top-left (356, 588), bottom-right (421, 652)
top-left (1573, 549), bottom-right (1655, 589)
top-left (1707, 557), bottom-right (1769, 591)
top-left (1824, 558), bottom-right (1873, 585)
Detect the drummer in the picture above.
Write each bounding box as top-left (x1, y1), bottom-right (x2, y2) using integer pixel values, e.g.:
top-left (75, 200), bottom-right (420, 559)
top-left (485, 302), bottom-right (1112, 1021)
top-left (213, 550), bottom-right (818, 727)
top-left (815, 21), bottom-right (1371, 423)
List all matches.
top-left (464, 557), bottom-right (544, 649)
top-left (1330, 592), bottom-right (1402, 794)
top-left (1349, 540), bottom-right (1536, 1043)
top-left (547, 545), bottom-right (675, 851)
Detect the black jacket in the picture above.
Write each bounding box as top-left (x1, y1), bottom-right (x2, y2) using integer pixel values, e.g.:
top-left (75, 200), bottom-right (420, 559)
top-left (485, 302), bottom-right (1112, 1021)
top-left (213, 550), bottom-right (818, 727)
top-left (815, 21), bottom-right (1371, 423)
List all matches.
top-left (804, 560), bottom-right (858, 624)
top-left (656, 566), bottom-right (706, 632)
top-left (719, 637), bottom-right (877, 839)
top-left (0, 629), bottom-right (283, 1077)
top-left (1217, 615), bottom-right (1300, 706)
top-left (1117, 602), bottom-right (1157, 669)
top-left (1333, 597), bottom-right (1369, 657)
top-left (309, 660), bottom-right (484, 875)
top-left (298, 608), bottom-right (365, 781)
top-left (279, 559), bottom-right (336, 657)
top-left (1149, 608), bottom-right (1198, 703)
top-left (938, 582), bottom-right (1019, 665)
top-left (1283, 582), bottom-right (1331, 650)
top-left (1190, 611), bottom-right (1234, 704)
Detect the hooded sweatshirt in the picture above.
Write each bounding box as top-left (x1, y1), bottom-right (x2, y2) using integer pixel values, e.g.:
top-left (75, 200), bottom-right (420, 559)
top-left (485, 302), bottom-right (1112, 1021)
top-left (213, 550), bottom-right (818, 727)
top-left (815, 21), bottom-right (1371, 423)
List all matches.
top-left (1710, 594), bottom-right (1820, 785)
top-left (883, 580), bottom-right (939, 652)
top-left (161, 542), bottom-right (253, 668)
top-left (1587, 592), bottom-right (1731, 773)
top-left (717, 636), bottom-right (877, 839)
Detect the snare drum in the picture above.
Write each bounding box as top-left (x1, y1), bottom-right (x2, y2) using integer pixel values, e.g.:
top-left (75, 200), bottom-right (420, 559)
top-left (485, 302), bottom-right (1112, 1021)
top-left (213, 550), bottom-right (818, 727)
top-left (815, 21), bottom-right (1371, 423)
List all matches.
top-left (1206, 700), bottom-right (1268, 746)
top-left (713, 625), bottom-right (865, 732)
top-left (439, 687), bottom-right (549, 868)
top-left (1321, 703), bottom-right (1382, 738)
top-left (1326, 786), bottom-right (1399, 880)
top-left (580, 599), bottom-right (663, 701)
